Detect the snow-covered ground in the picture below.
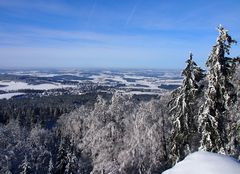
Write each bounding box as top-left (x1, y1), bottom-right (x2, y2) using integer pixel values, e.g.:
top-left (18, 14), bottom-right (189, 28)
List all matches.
top-left (118, 90), bottom-right (161, 95)
top-left (0, 81), bottom-right (75, 91)
top-left (163, 151), bottom-right (240, 174)
top-left (6, 71), bottom-right (60, 77)
top-left (0, 92), bottom-right (25, 99)
top-left (90, 73), bottom-right (182, 90)
top-left (0, 69), bottom-right (182, 94)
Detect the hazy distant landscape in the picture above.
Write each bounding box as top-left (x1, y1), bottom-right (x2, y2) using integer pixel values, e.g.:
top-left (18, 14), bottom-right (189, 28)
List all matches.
top-left (0, 68), bottom-right (182, 100)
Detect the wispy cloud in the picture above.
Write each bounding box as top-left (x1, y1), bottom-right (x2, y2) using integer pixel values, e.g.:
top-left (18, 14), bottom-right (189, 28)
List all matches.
top-left (0, 0), bottom-right (81, 17)
top-left (0, 23), bottom-right (203, 50)
top-left (123, 0), bottom-right (240, 32)
top-left (0, 44), bottom-right (187, 68)
top-left (0, 26), bottom-right (147, 47)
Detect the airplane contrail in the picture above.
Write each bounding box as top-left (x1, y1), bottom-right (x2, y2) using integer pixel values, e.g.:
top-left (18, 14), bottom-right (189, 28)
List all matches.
top-left (126, 4), bottom-right (137, 26)
top-left (125, 0), bottom-right (141, 27)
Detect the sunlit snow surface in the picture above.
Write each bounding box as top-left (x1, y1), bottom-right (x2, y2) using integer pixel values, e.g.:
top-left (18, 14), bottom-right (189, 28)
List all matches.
top-left (0, 81), bottom-right (74, 91)
top-left (163, 151), bottom-right (240, 174)
top-left (0, 69), bottom-right (182, 95)
top-left (0, 92), bottom-right (25, 99)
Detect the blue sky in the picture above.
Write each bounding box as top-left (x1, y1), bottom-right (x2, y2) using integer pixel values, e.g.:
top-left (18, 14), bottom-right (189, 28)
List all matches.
top-left (0, 0), bottom-right (239, 69)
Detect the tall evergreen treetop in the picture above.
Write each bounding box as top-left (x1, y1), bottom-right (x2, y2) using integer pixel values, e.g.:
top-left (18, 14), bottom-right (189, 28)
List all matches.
top-left (19, 155), bottom-right (31, 174)
top-left (48, 155), bottom-right (54, 174)
top-left (169, 53), bottom-right (205, 165)
top-left (55, 138), bottom-right (67, 174)
top-left (206, 25), bottom-right (237, 90)
top-left (199, 25), bottom-right (238, 153)
top-left (182, 52), bottom-right (205, 89)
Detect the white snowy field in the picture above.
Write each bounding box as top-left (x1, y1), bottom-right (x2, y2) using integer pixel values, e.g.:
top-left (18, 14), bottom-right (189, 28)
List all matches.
top-left (0, 69), bottom-right (182, 95)
top-left (163, 151), bottom-right (240, 174)
top-left (118, 90), bottom-right (161, 95)
top-left (7, 71), bottom-right (60, 77)
top-left (0, 81), bottom-right (75, 92)
top-left (90, 73), bottom-right (182, 89)
top-left (0, 92), bottom-right (25, 99)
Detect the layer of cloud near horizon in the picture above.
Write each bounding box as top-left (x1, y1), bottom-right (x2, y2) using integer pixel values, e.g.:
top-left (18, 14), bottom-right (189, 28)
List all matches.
top-left (0, 0), bottom-right (239, 69)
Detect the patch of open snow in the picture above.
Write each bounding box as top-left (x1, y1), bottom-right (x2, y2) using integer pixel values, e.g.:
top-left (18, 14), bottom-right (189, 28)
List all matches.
top-left (7, 71), bottom-right (83, 77)
top-left (163, 151), bottom-right (240, 174)
top-left (90, 74), bottom-right (128, 84)
top-left (30, 73), bottom-right (59, 77)
top-left (0, 81), bottom-right (75, 91)
top-left (122, 91), bottom-right (159, 95)
top-left (90, 74), bottom-right (108, 83)
top-left (123, 75), bottom-right (147, 79)
top-left (89, 72), bottom-right (182, 90)
top-left (0, 93), bottom-right (25, 99)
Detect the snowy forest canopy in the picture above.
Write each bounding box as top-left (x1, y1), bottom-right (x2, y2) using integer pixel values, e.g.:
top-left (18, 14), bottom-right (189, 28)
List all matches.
top-left (0, 26), bottom-right (240, 174)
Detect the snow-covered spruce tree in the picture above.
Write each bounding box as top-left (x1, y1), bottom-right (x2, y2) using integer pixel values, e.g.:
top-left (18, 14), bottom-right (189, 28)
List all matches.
top-left (198, 25), bottom-right (238, 154)
top-left (64, 151), bottom-right (77, 174)
top-left (226, 62), bottom-right (240, 158)
top-left (1, 160), bottom-right (12, 174)
top-left (64, 137), bottom-right (78, 174)
top-left (19, 155), bottom-right (31, 174)
top-left (55, 138), bottom-right (67, 174)
top-left (169, 53), bottom-right (205, 165)
top-left (0, 155), bottom-right (12, 174)
top-left (48, 155), bottom-right (54, 174)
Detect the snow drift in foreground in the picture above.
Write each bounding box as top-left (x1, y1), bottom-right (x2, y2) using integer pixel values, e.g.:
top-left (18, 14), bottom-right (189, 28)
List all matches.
top-left (163, 151), bottom-right (240, 174)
